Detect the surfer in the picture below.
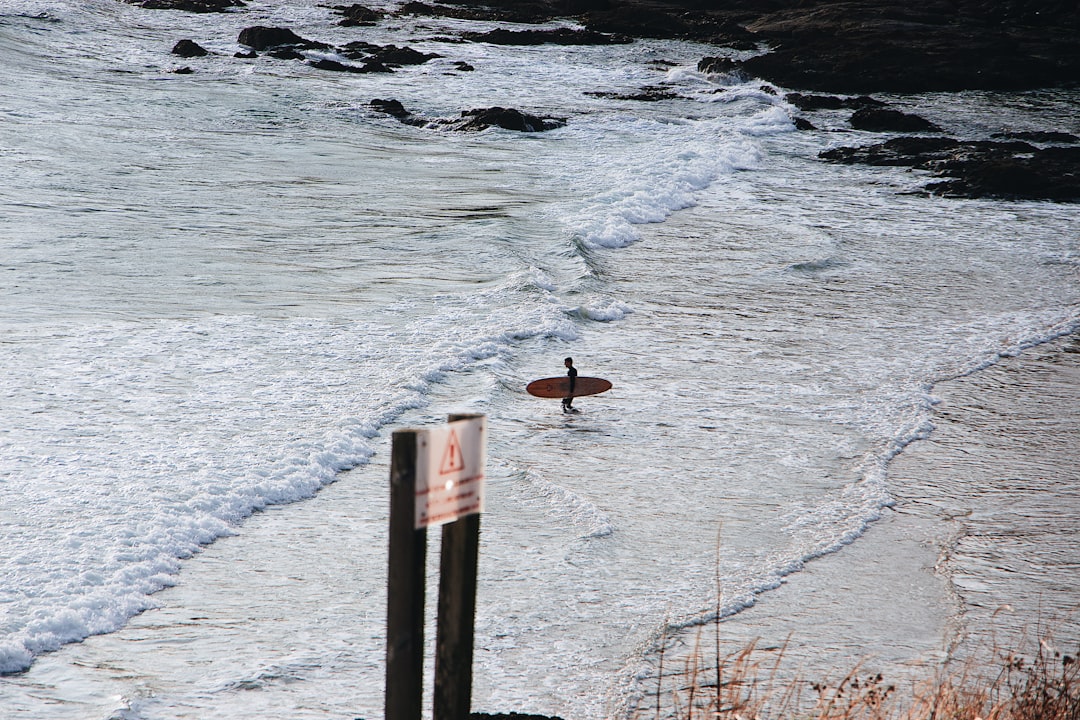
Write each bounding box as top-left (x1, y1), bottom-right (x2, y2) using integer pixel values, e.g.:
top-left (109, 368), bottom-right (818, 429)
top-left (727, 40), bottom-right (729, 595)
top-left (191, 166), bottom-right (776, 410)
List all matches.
top-left (562, 357), bottom-right (577, 412)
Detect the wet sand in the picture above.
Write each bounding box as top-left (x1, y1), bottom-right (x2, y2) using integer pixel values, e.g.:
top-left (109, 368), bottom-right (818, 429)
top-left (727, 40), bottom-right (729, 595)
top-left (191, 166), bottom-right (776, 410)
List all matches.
top-left (661, 333), bottom-right (1080, 706)
top-left (7, 335), bottom-right (1077, 717)
top-left (891, 333), bottom-right (1080, 665)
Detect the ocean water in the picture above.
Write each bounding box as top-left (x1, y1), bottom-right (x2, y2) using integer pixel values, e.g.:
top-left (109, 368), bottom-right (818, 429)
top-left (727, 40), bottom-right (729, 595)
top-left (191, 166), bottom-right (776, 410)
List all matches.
top-left (1, 1), bottom-right (1079, 718)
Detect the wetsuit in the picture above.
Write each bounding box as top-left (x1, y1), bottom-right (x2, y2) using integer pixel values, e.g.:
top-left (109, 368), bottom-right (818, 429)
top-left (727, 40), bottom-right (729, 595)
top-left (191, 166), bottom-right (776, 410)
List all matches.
top-left (562, 365), bottom-right (578, 411)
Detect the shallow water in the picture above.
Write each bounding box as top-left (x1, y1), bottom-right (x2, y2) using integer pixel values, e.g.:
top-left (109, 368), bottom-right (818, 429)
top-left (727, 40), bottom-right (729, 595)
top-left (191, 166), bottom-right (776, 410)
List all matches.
top-left (1, 1), bottom-right (1079, 718)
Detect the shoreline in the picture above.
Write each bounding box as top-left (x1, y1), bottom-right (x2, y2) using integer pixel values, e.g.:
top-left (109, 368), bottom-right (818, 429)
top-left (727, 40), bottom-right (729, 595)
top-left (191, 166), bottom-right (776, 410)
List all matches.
top-left (652, 332), bottom-right (1080, 710)
top-left (890, 331), bottom-right (1080, 666)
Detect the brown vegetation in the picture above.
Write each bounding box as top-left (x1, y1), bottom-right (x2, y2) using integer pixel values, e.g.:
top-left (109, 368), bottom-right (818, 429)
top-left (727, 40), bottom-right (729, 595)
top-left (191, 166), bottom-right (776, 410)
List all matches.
top-left (641, 630), bottom-right (1080, 720)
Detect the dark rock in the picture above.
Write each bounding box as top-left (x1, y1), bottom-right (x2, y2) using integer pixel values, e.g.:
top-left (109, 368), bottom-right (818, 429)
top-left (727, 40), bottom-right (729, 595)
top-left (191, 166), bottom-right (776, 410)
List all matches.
top-left (735, 1), bottom-right (1080, 93)
top-left (425, 0), bottom-right (1080, 92)
top-left (786, 94), bottom-right (846, 110)
top-left (370, 98), bottom-right (427, 126)
top-left (453, 61), bottom-right (475, 71)
top-left (398, 0), bottom-right (560, 23)
top-left (172, 39), bottom-right (208, 57)
top-left (849, 107), bottom-right (942, 133)
top-left (234, 50), bottom-right (257, 58)
top-left (173, 66), bottom-right (194, 73)
top-left (992, 130), bottom-right (1079, 144)
top-left (125, 0), bottom-right (243, 11)
top-left (821, 136), bottom-right (1080, 202)
top-left (335, 3), bottom-right (383, 26)
top-left (821, 137), bottom-right (970, 166)
top-left (463, 27), bottom-right (631, 45)
top-left (785, 93), bottom-right (883, 111)
top-left (309, 58), bottom-right (366, 73)
top-left (562, 0), bottom-right (612, 10)
top-left (340, 40), bottom-right (380, 57)
top-left (340, 42), bottom-right (440, 65)
top-left (584, 6), bottom-right (755, 46)
top-left (452, 107), bottom-right (565, 132)
top-left (793, 116), bottom-right (816, 131)
top-left (370, 98), bottom-right (411, 118)
top-left (697, 56), bottom-right (740, 75)
top-left (238, 26), bottom-right (329, 51)
top-left (586, 87), bottom-right (680, 102)
top-left (926, 147), bottom-right (1080, 201)
top-left (374, 46), bottom-right (441, 65)
top-left (697, 56), bottom-right (751, 82)
top-left (398, 2), bottom-right (438, 15)
top-left (267, 48), bottom-right (306, 61)
top-left (360, 60), bottom-right (393, 73)
top-left (583, 5), bottom-right (691, 38)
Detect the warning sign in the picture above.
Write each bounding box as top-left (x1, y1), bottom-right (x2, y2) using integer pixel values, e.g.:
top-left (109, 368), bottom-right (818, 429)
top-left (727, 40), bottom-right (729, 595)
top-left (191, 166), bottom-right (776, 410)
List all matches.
top-left (415, 416), bottom-right (486, 529)
top-left (440, 429), bottom-right (466, 475)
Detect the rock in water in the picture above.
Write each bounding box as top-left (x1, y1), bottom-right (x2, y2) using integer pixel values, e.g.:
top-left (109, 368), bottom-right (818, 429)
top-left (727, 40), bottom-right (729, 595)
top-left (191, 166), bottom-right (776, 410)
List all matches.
top-left (172, 39), bottom-right (208, 57)
top-left (335, 3), bottom-right (383, 26)
top-left (127, 0), bottom-right (243, 10)
top-left (849, 107), bottom-right (943, 133)
top-left (237, 26), bottom-right (328, 51)
top-left (821, 137), bottom-right (1080, 202)
top-left (453, 107), bottom-right (564, 132)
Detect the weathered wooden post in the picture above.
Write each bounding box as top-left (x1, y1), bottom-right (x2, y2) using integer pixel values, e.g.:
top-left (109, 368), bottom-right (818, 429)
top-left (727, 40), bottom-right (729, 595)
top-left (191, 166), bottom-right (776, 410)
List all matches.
top-left (434, 413), bottom-right (484, 720)
top-left (385, 429), bottom-right (427, 720)
top-left (385, 414), bottom-right (486, 720)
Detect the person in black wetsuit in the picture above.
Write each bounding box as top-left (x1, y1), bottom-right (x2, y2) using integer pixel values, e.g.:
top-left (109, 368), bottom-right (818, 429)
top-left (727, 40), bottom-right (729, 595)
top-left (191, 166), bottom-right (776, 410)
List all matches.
top-left (562, 357), bottom-right (577, 412)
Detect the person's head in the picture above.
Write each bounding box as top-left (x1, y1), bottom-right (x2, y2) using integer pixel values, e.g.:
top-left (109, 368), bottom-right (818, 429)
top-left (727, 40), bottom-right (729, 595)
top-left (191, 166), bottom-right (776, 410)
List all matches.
top-left (564, 357), bottom-right (573, 367)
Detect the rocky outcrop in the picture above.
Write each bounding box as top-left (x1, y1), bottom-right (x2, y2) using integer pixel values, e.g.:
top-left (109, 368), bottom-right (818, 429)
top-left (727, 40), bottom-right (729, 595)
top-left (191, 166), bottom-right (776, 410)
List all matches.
top-left (993, 130), bottom-right (1079, 144)
top-left (172, 39), bottom-right (208, 57)
top-left (125, 0), bottom-right (243, 11)
top-left (334, 3), bottom-right (383, 26)
top-left (370, 100), bottom-right (565, 133)
top-left (735, 0), bottom-right (1080, 93)
top-left (697, 56), bottom-right (751, 81)
top-left (237, 26), bottom-right (329, 51)
top-left (925, 147), bottom-right (1080, 201)
top-left (785, 94), bottom-right (883, 111)
top-left (396, 0), bottom-right (552, 23)
top-left (310, 58), bottom-right (390, 73)
top-left (129, 0), bottom-right (1080, 94)
top-left (821, 137), bottom-right (1080, 202)
top-left (586, 87), bottom-right (681, 102)
top-left (233, 31), bottom-right (440, 72)
top-left (340, 42), bottom-right (441, 66)
top-left (405, 0), bottom-right (1079, 94)
top-left (462, 28), bottom-right (631, 45)
top-left (583, 6), bottom-right (757, 47)
top-left (370, 99), bottom-right (426, 126)
top-left (453, 107), bottom-right (565, 132)
top-left (849, 107), bottom-right (942, 133)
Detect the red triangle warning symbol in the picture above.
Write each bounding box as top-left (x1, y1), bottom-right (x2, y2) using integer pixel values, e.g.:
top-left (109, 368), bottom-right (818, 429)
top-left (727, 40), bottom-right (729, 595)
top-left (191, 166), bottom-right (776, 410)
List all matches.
top-left (440, 429), bottom-right (466, 475)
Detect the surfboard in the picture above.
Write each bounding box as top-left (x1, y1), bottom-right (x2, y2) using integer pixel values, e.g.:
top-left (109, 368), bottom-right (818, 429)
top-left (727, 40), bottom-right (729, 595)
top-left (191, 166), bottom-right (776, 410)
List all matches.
top-left (526, 376), bottom-right (612, 399)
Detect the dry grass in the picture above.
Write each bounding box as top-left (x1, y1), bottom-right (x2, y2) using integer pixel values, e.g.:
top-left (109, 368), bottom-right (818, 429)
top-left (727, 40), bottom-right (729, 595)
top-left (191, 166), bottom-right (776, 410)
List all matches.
top-left (641, 529), bottom-right (1078, 720)
top-left (641, 628), bottom-right (1080, 720)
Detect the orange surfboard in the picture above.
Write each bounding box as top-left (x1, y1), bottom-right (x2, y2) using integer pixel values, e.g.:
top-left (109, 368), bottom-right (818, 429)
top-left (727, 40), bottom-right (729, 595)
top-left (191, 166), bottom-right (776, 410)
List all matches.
top-left (526, 376), bottom-right (612, 399)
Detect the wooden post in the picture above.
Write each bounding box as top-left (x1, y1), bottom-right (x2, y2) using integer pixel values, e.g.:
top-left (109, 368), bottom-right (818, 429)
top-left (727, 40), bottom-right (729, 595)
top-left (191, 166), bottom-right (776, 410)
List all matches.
top-left (433, 414), bottom-right (483, 720)
top-left (385, 429), bottom-right (427, 720)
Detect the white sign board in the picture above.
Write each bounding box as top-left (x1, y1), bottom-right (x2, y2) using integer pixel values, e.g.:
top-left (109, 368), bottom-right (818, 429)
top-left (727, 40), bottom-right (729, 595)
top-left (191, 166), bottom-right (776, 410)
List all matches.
top-left (415, 416), bottom-right (486, 529)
